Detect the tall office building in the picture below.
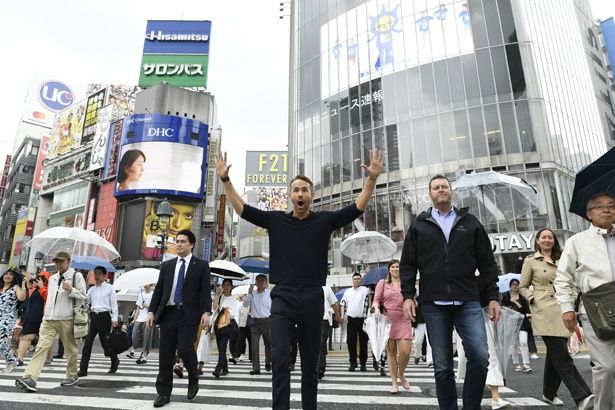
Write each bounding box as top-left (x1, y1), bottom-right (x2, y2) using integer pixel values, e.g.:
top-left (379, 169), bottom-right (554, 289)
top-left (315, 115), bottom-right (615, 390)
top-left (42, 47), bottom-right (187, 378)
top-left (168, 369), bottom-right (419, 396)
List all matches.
top-left (288, 0), bottom-right (615, 272)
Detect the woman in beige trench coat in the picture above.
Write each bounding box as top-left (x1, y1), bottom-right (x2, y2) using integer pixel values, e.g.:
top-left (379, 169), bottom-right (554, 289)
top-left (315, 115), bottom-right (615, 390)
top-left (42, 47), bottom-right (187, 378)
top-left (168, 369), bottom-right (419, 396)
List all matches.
top-left (520, 228), bottom-right (594, 408)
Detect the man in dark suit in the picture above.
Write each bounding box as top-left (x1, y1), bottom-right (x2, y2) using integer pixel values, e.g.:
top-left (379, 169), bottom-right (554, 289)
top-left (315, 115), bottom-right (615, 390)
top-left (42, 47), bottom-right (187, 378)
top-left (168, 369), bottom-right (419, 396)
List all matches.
top-left (146, 229), bottom-right (212, 408)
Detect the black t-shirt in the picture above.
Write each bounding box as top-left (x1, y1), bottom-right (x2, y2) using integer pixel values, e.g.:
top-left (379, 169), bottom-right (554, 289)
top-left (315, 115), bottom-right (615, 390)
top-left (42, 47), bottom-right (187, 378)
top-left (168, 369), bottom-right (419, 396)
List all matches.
top-left (242, 203), bottom-right (363, 286)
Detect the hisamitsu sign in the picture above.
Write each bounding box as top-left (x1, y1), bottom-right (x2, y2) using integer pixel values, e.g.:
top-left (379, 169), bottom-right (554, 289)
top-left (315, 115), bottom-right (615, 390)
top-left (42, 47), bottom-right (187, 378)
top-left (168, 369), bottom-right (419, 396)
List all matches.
top-left (245, 151), bottom-right (288, 187)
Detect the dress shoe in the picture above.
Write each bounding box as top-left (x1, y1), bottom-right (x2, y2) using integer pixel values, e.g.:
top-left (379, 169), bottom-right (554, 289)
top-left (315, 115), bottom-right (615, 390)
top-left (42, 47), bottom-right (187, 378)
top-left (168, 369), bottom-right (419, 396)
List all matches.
top-left (77, 370), bottom-right (88, 377)
top-left (53, 354), bottom-right (63, 359)
top-left (348, 364), bottom-right (357, 371)
top-left (174, 365), bottom-right (184, 378)
top-left (380, 367), bottom-right (387, 377)
top-left (197, 362), bottom-right (204, 376)
top-left (212, 368), bottom-right (221, 378)
top-left (153, 395), bottom-right (170, 408)
top-left (250, 370), bottom-right (261, 375)
top-left (317, 371), bottom-right (324, 380)
top-left (414, 356), bottom-right (420, 365)
top-left (265, 363), bottom-right (271, 371)
top-left (360, 365), bottom-right (367, 372)
top-left (229, 357), bottom-right (237, 365)
top-left (187, 380), bottom-right (199, 400)
top-left (220, 368), bottom-right (228, 376)
top-left (108, 361), bottom-right (119, 374)
top-left (373, 361), bottom-right (379, 371)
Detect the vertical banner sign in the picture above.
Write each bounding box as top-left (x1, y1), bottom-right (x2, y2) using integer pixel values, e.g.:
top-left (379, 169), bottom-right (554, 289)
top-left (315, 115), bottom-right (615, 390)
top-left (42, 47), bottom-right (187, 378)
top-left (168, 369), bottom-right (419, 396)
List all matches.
top-left (81, 88), bottom-right (108, 145)
top-left (216, 194), bottom-right (226, 254)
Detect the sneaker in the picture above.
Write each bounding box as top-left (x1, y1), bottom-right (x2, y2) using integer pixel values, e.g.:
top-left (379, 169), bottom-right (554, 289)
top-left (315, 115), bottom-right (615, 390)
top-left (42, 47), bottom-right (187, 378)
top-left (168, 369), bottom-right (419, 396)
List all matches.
top-left (530, 353), bottom-right (540, 359)
top-left (126, 351), bottom-right (135, 359)
top-left (426, 362), bottom-right (433, 368)
top-left (229, 357), bottom-right (237, 365)
top-left (514, 364), bottom-right (522, 372)
top-left (523, 364), bottom-right (532, 373)
top-left (60, 376), bottom-right (79, 386)
top-left (3, 362), bottom-right (17, 373)
top-left (16, 359), bottom-right (23, 367)
top-left (578, 394), bottom-right (595, 410)
top-left (414, 356), bottom-right (420, 365)
top-left (44, 357), bottom-right (53, 365)
top-left (491, 398), bottom-right (511, 409)
top-left (542, 395), bottom-right (564, 406)
top-left (15, 377), bottom-right (37, 392)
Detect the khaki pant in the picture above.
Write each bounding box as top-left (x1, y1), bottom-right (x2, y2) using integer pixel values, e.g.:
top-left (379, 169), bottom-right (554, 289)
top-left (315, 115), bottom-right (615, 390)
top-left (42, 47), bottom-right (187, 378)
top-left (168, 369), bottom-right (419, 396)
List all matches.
top-left (581, 315), bottom-right (615, 410)
top-left (23, 320), bottom-right (77, 382)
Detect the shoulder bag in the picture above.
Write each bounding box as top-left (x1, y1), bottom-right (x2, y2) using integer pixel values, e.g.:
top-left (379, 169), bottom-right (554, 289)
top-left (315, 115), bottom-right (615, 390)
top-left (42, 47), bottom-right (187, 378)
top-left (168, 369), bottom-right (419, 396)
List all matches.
top-left (581, 281), bottom-right (615, 340)
top-left (72, 272), bottom-right (90, 339)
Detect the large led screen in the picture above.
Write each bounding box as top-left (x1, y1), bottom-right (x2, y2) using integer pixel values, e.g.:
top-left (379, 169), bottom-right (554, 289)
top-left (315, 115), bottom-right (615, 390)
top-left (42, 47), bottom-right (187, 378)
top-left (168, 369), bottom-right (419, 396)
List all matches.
top-left (114, 114), bottom-right (208, 199)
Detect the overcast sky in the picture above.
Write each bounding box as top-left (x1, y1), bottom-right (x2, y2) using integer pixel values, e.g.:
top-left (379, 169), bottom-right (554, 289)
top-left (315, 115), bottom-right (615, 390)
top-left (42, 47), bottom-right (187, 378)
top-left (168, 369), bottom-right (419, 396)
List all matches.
top-left (0, 0), bottom-right (613, 195)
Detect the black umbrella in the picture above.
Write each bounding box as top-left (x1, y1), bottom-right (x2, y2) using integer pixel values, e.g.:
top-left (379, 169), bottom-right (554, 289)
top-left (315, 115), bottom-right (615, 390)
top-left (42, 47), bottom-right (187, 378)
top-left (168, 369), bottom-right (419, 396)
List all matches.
top-left (569, 147), bottom-right (615, 219)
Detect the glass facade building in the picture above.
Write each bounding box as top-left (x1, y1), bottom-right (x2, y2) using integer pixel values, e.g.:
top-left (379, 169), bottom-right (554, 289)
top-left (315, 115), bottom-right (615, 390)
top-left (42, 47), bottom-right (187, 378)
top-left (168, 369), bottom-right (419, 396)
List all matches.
top-left (288, 0), bottom-right (614, 272)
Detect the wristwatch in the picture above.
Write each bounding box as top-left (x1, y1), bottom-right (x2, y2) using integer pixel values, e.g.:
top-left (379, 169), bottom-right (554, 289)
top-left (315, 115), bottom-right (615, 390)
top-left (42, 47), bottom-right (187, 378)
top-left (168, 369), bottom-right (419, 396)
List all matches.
top-left (220, 176), bottom-right (230, 182)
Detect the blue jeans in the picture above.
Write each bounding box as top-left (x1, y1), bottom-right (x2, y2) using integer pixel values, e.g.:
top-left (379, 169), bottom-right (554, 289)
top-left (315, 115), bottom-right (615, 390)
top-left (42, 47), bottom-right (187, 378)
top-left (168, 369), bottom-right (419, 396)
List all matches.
top-left (422, 301), bottom-right (489, 410)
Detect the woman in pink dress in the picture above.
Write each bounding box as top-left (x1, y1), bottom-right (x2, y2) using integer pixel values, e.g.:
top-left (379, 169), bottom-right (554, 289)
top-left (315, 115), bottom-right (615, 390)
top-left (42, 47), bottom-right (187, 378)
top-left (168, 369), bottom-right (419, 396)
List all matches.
top-left (373, 259), bottom-right (413, 394)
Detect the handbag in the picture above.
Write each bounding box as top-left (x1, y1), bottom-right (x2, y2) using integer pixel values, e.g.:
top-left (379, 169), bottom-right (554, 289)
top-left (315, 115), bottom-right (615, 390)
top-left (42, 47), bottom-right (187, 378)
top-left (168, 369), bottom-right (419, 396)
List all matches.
top-left (215, 307), bottom-right (231, 330)
top-left (581, 281), bottom-right (615, 340)
top-left (107, 326), bottom-right (131, 354)
top-left (72, 272), bottom-right (90, 339)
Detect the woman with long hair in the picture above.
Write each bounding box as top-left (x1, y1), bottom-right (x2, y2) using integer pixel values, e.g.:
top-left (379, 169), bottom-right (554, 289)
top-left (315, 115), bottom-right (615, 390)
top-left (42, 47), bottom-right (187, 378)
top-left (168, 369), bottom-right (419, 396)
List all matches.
top-left (501, 278), bottom-right (532, 373)
top-left (211, 279), bottom-right (240, 378)
top-left (0, 268), bottom-right (27, 372)
top-left (372, 259), bottom-right (413, 394)
top-left (520, 228), bottom-right (593, 407)
top-left (16, 271), bottom-right (50, 366)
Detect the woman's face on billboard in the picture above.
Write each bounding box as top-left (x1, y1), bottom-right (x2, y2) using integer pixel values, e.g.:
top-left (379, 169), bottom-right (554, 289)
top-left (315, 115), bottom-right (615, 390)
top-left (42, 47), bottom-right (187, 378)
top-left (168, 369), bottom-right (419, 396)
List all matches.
top-left (169, 204), bottom-right (194, 236)
top-left (125, 155), bottom-right (145, 183)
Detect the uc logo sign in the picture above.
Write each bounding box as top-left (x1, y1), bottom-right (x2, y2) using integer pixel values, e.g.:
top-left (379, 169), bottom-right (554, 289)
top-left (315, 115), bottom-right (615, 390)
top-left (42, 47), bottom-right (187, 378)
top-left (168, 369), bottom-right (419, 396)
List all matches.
top-left (38, 81), bottom-right (74, 112)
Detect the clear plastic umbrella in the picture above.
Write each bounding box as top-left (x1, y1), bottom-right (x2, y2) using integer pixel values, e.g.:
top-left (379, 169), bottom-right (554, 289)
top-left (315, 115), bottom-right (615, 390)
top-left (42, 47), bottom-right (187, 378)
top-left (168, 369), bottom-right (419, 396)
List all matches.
top-left (363, 312), bottom-right (391, 360)
top-left (483, 306), bottom-right (524, 379)
top-left (453, 171), bottom-right (539, 224)
top-left (340, 231), bottom-right (397, 263)
top-left (28, 226), bottom-right (120, 261)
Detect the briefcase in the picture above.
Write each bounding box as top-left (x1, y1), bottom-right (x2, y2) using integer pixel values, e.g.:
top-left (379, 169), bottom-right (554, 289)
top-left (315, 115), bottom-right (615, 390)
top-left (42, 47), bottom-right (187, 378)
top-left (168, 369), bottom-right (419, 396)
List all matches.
top-left (107, 327), bottom-right (132, 354)
top-left (581, 281), bottom-right (615, 340)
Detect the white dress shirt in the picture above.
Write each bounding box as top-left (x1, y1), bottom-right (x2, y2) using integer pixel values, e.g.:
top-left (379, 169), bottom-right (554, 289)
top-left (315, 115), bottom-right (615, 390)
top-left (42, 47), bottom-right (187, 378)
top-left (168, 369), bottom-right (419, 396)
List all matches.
top-left (87, 282), bottom-right (118, 322)
top-left (167, 254), bottom-right (192, 306)
top-left (322, 285), bottom-right (337, 324)
top-left (342, 286), bottom-right (370, 318)
top-left (136, 291), bottom-right (153, 322)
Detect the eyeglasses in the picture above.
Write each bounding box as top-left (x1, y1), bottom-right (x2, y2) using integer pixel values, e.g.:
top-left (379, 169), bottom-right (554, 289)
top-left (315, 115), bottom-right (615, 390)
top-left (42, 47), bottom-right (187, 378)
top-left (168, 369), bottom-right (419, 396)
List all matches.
top-left (589, 204), bottom-right (615, 212)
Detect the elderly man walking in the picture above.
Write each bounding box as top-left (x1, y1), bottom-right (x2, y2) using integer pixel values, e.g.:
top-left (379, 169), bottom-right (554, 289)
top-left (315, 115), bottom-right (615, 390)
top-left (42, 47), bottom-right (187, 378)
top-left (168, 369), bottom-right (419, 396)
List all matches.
top-left (15, 251), bottom-right (87, 392)
top-left (555, 192), bottom-right (615, 409)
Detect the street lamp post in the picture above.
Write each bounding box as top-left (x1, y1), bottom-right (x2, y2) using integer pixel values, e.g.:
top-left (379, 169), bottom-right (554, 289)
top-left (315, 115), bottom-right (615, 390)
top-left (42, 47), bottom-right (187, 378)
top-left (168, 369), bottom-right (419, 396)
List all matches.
top-left (156, 199), bottom-right (173, 264)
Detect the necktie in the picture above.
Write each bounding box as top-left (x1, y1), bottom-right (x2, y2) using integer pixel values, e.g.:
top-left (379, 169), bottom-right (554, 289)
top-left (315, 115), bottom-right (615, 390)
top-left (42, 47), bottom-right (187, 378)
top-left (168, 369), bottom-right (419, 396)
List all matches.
top-left (174, 259), bottom-right (186, 305)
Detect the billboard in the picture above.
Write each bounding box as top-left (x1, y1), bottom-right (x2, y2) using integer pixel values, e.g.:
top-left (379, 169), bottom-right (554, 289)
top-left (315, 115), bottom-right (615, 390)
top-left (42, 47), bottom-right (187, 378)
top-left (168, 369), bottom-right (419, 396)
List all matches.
top-left (21, 75), bottom-right (85, 128)
top-left (81, 88), bottom-right (108, 145)
top-left (139, 20), bottom-right (211, 88)
top-left (47, 98), bottom-right (87, 159)
top-left (253, 187), bottom-right (288, 211)
top-left (10, 209), bottom-right (29, 266)
top-left (102, 119), bottom-right (123, 180)
top-left (114, 114), bottom-right (208, 199)
top-left (245, 151), bottom-right (288, 187)
top-left (320, 0), bottom-right (475, 98)
top-left (139, 54), bottom-right (209, 88)
top-left (142, 199), bottom-right (196, 261)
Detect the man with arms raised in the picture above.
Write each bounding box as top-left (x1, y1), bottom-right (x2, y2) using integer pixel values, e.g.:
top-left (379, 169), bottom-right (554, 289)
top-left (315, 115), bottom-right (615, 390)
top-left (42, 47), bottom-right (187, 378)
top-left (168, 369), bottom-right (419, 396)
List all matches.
top-left (215, 149), bottom-right (382, 410)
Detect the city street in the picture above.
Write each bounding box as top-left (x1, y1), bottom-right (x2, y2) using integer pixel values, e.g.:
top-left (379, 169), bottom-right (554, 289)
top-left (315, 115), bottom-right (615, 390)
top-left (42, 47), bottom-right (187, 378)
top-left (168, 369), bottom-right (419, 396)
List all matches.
top-left (0, 342), bottom-right (599, 409)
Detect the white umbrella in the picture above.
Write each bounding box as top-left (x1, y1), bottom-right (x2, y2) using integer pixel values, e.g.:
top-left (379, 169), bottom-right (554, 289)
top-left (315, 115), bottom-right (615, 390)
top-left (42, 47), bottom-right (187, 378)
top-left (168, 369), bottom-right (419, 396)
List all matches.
top-left (28, 227), bottom-right (120, 261)
top-left (452, 171), bottom-right (539, 224)
top-left (113, 268), bottom-right (160, 291)
top-left (496, 273), bottom-right (522, 293)
top-left (363, 312), bottom-right (391, 359)
top-left (340, 231), bottom-right (396, 263)
top-left (231, 284), bottom-right (251, 296)
top-left (209, 260), bottom-right (249, 280)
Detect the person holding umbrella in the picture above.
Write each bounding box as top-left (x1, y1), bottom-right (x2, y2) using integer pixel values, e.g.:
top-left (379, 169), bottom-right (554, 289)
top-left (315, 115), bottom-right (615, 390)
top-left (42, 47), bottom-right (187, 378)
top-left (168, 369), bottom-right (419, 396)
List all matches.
top-left (372, 259), bottom-right (413, 394)
top-left (215, 149), bottom-right (383, 410)
top-left (555, 192), bottom-right (615, 409)
top-left (520, 228), bottom-right (594, 408)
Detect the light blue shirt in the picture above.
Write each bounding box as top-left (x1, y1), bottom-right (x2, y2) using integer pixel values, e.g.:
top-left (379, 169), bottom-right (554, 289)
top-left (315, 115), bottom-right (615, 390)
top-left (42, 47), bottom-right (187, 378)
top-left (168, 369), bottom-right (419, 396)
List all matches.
top-left (243, 288), bottom-right (272, 318)
top-left (431, 207), bottom-right (463, 306)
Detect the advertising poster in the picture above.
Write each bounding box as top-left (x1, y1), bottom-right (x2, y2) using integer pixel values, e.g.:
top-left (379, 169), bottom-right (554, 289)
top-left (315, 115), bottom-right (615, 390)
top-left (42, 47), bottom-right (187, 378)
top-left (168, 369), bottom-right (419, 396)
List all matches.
top-left (320, 0), bottom-right (474, 98)
top-left (245, 151), bottom-right (288, 187)
top-left (253, 187), bottom-right (288, 211)
top-left (47, 99), bottom-right (87, 159)
top-left (141, 199), bottom-right (196, 261)
top-left (114, 114), bottom-right (208, 199)
top-left (81, 88), bottom-right (108, 145)
top-left (9, 209), bottom-right (28, 266)
top-left (103, 119), bottom-right (124, 180)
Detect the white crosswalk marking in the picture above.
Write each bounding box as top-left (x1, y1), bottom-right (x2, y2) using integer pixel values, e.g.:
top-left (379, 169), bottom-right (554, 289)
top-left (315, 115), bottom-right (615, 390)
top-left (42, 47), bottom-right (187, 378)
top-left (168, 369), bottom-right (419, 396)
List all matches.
top-left (0, 353), bottom-right (548, 408)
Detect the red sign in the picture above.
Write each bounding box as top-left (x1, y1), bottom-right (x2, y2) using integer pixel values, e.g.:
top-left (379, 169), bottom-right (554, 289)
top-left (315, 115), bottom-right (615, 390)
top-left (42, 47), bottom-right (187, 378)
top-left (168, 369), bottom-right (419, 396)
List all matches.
top-left (216, 195), bottom-right (226, 254)
top-left (94, 181), bottom-right (118, 244)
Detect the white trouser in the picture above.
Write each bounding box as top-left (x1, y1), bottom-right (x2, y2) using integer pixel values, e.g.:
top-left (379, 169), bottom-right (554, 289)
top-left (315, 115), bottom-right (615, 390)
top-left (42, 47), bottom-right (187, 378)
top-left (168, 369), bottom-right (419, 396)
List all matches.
top-left (413, 323), bottom-right (433, 363)
top-left (511, 330), bottom-right (530, 365)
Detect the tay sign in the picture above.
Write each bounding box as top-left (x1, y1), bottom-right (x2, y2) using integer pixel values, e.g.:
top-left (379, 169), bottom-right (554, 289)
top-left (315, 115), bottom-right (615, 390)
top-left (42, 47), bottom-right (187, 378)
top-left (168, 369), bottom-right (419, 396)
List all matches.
top-left (38, 81), bottom-right (74, 112)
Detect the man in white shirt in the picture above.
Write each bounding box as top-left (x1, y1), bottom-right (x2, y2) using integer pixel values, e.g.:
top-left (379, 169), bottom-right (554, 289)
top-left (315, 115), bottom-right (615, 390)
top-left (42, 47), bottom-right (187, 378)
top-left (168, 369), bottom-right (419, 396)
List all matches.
top-left (244, 274), bottom-right (272, 375)
top-left (78, 266), bottom-right (119, 376)
top-left (341, 273), bottom-right (370, 371)
top-left (318, 285), bottom-right (341, 379)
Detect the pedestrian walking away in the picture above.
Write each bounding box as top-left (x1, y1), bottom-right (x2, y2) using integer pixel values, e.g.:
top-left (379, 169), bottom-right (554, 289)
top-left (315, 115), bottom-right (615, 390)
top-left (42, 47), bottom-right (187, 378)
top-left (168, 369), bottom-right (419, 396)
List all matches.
top-left (15, 251), bottom-right (87, 393)
top-left (243, 274), bottom-right (272, 375)
top-left (400, 174), bottom-right (501, 410)
top-left (317, 285), bottom-right (341, 379)
top-left (1, 268), bottom-right (27, 373)
top-left (146, 229), bottom-right (212, 408)
top-left (555, 193), bottom-right (615, 409)
top-left (79, 266), bottom-right (120, 377)
top-left (520, 227), bottom-right (594, 408)
top-left (372, 259), bottom-right (413, 394)
top-left (215, 148), bottom-right (383, 410)
top-left (341, 273), bottom-right (371, 372)
top-left (132, 283), bottom-right (154, 364)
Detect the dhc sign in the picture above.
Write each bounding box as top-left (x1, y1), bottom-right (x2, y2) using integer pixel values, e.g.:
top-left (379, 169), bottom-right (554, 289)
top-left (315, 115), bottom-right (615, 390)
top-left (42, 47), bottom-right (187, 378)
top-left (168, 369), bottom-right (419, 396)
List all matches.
top-left (38, 81), bottom-right (74, 112)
